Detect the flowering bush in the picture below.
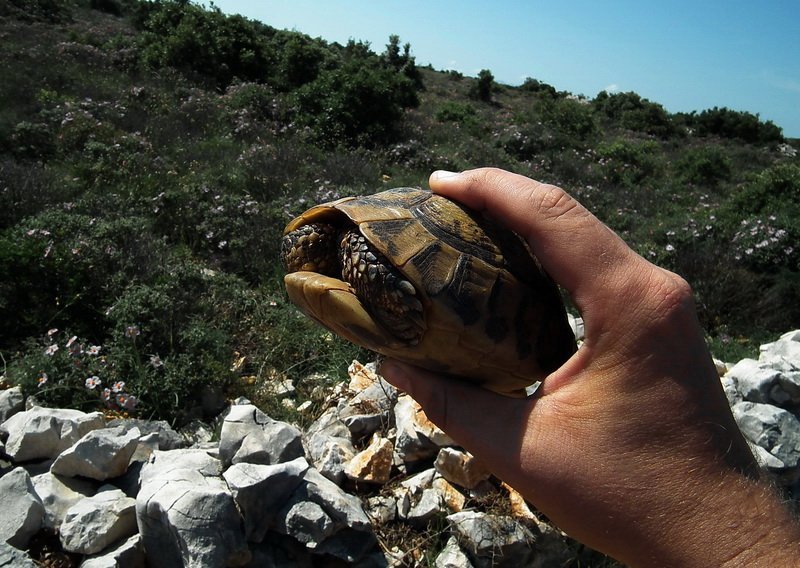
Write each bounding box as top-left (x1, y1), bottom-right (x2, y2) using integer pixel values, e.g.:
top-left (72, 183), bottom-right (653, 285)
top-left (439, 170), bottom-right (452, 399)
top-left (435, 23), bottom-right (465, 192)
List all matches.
top-left (7, 329), bottom-right (139, 414)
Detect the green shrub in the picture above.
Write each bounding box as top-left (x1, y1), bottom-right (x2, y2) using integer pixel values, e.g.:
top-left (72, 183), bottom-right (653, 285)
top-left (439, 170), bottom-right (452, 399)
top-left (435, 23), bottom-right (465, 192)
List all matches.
top-left (470, 69), bottom-right (494, 102)
top-left (594, 91), bottom-right (677, 138)
top-left (435, 102), bottom-right (477, 126)
top-left (674, 146), bottom-right (732, 188)
top-left (595, 140), bottom-right (662, 186)
top-left (687, 107), bottom-right (784, 144)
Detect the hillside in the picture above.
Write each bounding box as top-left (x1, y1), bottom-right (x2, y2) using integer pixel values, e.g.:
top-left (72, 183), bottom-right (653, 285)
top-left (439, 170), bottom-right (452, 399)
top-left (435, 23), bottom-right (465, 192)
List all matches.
top-left (1, 0), bottom-right (799, 427)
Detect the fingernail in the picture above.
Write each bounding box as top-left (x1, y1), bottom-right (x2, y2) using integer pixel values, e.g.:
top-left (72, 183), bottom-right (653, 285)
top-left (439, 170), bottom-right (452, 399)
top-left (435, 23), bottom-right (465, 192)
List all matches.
top-left (430, 170), bottom-right (461, 181)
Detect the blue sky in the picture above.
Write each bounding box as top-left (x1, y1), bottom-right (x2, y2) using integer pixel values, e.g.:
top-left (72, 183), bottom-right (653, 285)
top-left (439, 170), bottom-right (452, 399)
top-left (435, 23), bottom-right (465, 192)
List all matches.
top-left (211, 1), bottom-right (799, 138)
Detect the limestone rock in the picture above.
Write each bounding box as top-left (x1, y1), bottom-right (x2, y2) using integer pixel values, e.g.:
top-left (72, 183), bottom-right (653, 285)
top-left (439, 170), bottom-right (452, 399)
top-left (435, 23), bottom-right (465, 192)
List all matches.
top-left (0, 407), bottom-right (104, 462)
top-left (726, 358), bottom-right (800, 407)
top-left (219, 404), bottom-right (304, 467)
top-left (0, 386), bottom-right (24, 424)
top-left (222, 457), bottom-right (309, 542)
top-left (759, 330), bottom-right (800, 370)
top-left (446, 511), bottom-right (536, 567)
top-left (0, 467), bottom-right (44, 549)
top-left (31, 471), bottom-right (97, 529)
top-left (50, 425), bottom-right (140, 480)
top-left (364, 495), bottom-right (397, 525)
top-left (435, 536), bottom-right (475, 568)
top-left (80, 534), bottom-right (146, 568)
top-left (732, 401), bottom-right (800, 469)
top-left (107, 418), bottom-right (185, 451)
top-left (0, 542), bottom-right (38, 568)
top-left (305, 407), bottom-right (355, 484)
top-left (394, 395), bottom-right (452, 463)
top-left (406, 487), bottom-right (444, 527)
top-left (339, 361), bottom-right (397, 440)
top-left (278, 468), bottom-right (377, 562)
top-left (433, 477), bottom-right (466, 513)
top-left (279, 500), bottom-right (335, 548)
top-left (435, 448), bottom-right (491, 489)
top-left (344, 433), bottom-right (393, 484)
top-left (60, 485), bottom-right (137, 555)
top-left (136, 449), bottom-right (250, 568)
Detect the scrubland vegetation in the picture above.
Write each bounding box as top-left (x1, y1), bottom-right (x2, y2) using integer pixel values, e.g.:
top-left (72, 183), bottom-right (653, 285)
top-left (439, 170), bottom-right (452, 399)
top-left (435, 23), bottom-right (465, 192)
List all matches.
top-left (1, 0), bottom-right (798, 426)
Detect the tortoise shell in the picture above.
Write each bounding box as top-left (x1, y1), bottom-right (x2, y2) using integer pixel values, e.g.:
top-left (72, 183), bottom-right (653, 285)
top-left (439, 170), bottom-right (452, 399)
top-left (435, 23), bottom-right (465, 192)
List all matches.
top-left (282, 187), bottom-right (576, 395)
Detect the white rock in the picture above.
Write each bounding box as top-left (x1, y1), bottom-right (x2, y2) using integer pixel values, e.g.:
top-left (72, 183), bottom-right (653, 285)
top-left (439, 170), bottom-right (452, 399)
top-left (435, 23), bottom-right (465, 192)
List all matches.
top-left (394, 395), bottom-right (452, 463)
top-left (0, 407), bottom-right (104, 462)
top-left (434, 448), bottom-right (492, 489)
top-left (726, 359), bottom-right (800, 406)
top-left (79, 534), bottom-right (145, 568)
top-left (364, 495), bottom-right (397, 525)
top-left (344, 434), bottom-right (393, 484)
top-left (305, 407), bottom-right (355, 484)
top-left (759, 330), bottom-right (800, 369)
top-left (732, 401), bottom-right (800, 468)
top-left (0, 542), bottom-right (38, 567)
top-left (406, 487), bottom-right (444, 527)
top-left (435, 535), bottom-right (475, 568)
top-left (279, 500), bottom-right (335, 548)
top-left (136, 449), bottom-right (250, 568)
top-left (222, 457), bottom-right (309, 542)
top-left (60, 486), bottom-right (137, 555)
top-left (32, 471), bottom-right (97, 529)
top-left (218, 404), bottom-right (304, 467)
top-left (446, 511), bottom-right (536, 566)
top-left (0, 467), bottom-right (44, 549)
top-left (50, 426), bottom-right (140, 480)
top-left (0, 386), bottom-right (24, 423)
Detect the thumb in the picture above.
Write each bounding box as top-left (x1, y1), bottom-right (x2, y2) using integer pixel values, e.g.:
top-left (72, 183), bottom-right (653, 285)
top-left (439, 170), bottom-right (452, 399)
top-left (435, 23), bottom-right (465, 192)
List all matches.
top-left (380, 359), bottom-right (532, 473)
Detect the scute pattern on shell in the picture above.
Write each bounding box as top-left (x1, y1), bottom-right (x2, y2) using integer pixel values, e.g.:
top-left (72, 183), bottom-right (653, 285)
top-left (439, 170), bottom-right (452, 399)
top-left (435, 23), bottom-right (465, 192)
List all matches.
top-left (282, 187), bottom-right (577, 396)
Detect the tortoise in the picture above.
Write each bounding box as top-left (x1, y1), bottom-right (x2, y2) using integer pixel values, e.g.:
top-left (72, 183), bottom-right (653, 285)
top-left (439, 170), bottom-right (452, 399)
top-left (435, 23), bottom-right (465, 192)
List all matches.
top-left (280, 187), bottom-right (577, 396)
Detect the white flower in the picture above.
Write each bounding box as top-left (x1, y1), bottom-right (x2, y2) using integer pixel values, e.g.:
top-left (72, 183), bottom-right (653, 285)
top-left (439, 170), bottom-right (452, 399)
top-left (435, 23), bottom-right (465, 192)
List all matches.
top-left (665, 244), bottom-right (675, 252)
top-left (45, 344), bottom-right (59, 356)
top-left (85, 376), bottom-right (101, 390)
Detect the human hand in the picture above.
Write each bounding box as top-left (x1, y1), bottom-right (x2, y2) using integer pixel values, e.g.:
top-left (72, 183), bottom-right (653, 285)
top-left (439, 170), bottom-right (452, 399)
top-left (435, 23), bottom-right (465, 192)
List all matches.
top-left (380, 168), bottom-right (800, 567)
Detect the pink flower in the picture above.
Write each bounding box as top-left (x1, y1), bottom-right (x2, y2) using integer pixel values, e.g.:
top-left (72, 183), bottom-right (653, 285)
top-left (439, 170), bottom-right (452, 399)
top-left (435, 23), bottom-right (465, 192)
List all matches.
top-left (117, 394), bottom-right (138, 410)
top-left (37, 373), bottom-right (49, 387)
top-left (112, 381), bottom-right (125, 393)
top-left (87, 345), bottom-right (101, 356)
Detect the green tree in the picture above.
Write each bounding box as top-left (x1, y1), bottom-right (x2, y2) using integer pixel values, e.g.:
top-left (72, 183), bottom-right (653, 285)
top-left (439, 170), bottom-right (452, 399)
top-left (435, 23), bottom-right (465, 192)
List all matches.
top-left (472, 69), bottom-right (495, 102)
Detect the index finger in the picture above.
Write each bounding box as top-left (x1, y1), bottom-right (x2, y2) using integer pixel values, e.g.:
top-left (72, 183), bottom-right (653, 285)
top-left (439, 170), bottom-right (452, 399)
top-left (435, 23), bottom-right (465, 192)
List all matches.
top-left (429, 168), bottom-right (641, 313)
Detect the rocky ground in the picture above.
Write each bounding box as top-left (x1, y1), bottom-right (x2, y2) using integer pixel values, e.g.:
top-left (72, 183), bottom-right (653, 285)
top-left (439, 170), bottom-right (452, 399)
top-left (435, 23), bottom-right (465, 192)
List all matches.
top-left (1, 328), bottom-right (800, 567)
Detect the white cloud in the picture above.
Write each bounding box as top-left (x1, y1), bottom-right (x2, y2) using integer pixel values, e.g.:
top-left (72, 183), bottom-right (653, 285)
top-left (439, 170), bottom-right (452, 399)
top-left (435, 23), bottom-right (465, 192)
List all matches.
top-left (604, 83), bottom-right (620, 93)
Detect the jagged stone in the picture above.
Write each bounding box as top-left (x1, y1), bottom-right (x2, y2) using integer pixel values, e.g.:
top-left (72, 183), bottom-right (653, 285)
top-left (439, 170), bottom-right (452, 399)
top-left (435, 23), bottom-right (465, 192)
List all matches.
top-left (31, 471), bottom-right (97, 529)
top-left (50, 425), bottom-right (140, 480)
top-left (0, 467), bottom-right (44, 549)
top-left (305, 407), bottom-right (356, 484)
top-left (394, 395), bottom-right (453, 463)
top-left (364, 495), bottom-right (397, 525)
top-left (435, 536), bottom-right (475, 568)
top-left (80, 534), bottom-right (145, 568)
top-left (106, 418), bottom-right (185, 450)
top-left (726, 359), bottom-right (800, 407)
top-left (0, 542), bottom-right (38, 568)
top-left (0, 407), bottom-right (104, 462)
top-left (434, 448), bottom-right (492, 489)
top-left (344, 433), bottom-right (393, 484)
top-left (179, 419), bottom-right (215, 447)
top-left (278, 468), bottom-right (377, 562)
top-left (733, 401), bottom-right (800, 469)
top-left (279, 500), bottom-right (336, 548)
top-left (60, 485), bottom-right (137, 555)
top-left (433, 477), bottom-right (466, 513)
top-left (0, 386), bottom-right (24, 424)
top-left (219, 404), bottom-right (304, 467)
top-left (136, 449), bottom-right (250, 568)
top-left (222, 457), bottom-right (309, 542)
top-left (339, 361), bottom-right (397, 440)
top-left (446, 511), bottom-right (536, 567)
top-left (759, 330), bottom-right (800, 370)
top-left (406, 487), bottom-right (444, 527)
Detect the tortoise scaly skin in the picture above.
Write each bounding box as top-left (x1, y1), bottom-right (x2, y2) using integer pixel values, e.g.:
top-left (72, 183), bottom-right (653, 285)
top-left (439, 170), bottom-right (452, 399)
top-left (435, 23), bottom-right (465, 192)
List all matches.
top-left (281, 187), bottom-right (576, 396)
